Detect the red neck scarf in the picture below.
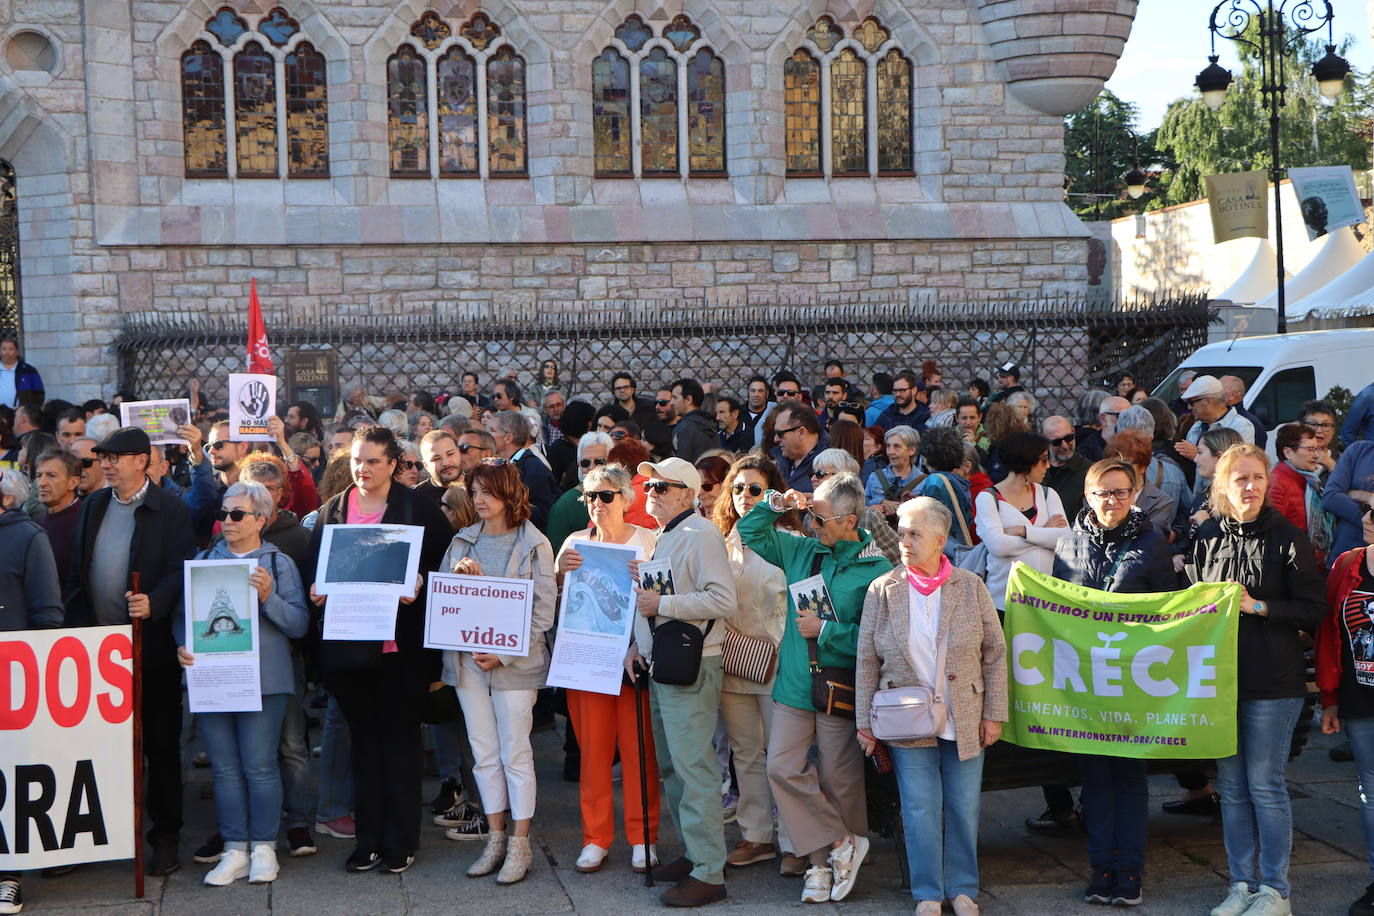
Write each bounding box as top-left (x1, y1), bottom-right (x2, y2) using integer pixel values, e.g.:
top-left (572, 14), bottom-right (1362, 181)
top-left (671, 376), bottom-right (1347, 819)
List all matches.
top-left (906, 555), bottom-right (952, 596)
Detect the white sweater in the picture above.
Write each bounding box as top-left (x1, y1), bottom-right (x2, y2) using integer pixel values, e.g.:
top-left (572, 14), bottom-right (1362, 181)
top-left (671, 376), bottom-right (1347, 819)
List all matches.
top-left (974, 483), bottom-right (1069, 610)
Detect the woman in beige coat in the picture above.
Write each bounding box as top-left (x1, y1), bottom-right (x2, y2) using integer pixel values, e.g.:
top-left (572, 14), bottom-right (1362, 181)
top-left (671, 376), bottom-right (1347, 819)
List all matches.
top-left (711, 455), bottom-right (803, 870)
top-left (856, 497), bottom-right (1007, 916)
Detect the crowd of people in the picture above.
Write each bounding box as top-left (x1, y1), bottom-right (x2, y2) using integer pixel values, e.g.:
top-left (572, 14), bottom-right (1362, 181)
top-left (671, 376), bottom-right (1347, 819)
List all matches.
top-left (4, 333), bottom-right (1374, 916)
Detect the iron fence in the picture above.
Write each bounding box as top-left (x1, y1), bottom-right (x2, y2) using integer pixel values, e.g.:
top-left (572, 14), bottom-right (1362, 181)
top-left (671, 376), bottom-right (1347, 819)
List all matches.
top-left (116, 294), bottom-right (1215, 420)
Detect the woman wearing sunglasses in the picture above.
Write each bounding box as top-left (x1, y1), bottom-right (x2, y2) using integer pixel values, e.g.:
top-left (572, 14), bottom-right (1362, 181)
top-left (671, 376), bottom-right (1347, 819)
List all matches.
top-left (546, 431), bottom-right (614, 555)
top-left (393, 440), bottom-right (425, 488)
top-left (175, 481), bottom-right (310, 886)
top-left (554, 462), bottom-right (661, 875)
top-left (710, 455), bottom-right (804, 871)
top-left (695, 454), bottom-right (731, 518)
top-left (441, 460), bottom-right (556, 885)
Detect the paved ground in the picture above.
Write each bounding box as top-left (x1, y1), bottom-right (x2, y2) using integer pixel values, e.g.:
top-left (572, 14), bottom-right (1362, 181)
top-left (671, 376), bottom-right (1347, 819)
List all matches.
top-left (15, 711), bottom-right (1373, 914)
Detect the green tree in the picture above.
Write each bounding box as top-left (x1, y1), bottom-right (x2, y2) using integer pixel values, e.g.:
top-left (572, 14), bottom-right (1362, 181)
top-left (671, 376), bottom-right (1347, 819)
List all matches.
top-left (1155, 27), bottom-right (1371, 206)
top-left (1063, 91), bottom-right (1169, 218)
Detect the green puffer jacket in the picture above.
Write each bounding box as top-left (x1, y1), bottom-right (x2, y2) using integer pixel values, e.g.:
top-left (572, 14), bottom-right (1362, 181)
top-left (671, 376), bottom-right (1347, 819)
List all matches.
top-left (737, 495), bottom-right (893, 712)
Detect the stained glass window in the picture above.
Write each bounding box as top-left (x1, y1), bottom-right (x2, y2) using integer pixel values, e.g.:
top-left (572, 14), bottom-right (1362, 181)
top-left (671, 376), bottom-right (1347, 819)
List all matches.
top-left (460, 12), bottom-right (500, 51)
top-left (877, 50), bottom-right (912, 174)
top-left (387, 45), bottom-right (428, 176)
top-left (592, 48), bottom-right (631, 176)
top-left (487, 47), bottom-right (526, 175)
top-left (182, 41), bottom-right (228, 177)
top-left (259, 7), bottom-right (299, 47)
top-left (665, 15), bottom-right (700, 53)
top-left (639, 47), bottom-right (678, 176)
top-left (855, 18), bottom-right (889, 54)
top-left (686, 50), bottom-right (725, 175)
top-left (784, 49), bottom-right (820, 175)
top-left (437, 47), bottom-right (478, 176)
top-left (207, 8), bottom-right (247, 45)
top-left (285, 42), bottom-right (328, 177)
top-left (806, 17), bottom-right (842, 53)
top-left (410, 11), bottom-right (450, 50)
top-left (234, 42), bottom-right (278, 177)
top-left (830, 49), bottom-right (866, 175)
top-left (614, 15), bottom-right (651, 53)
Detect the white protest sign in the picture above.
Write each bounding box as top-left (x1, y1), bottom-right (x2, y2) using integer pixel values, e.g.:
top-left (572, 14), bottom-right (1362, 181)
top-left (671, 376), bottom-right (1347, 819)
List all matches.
top-left (228, 373), bottom-right (276, 442)
top-left (184, 559), bottom-right (261, 713)
top-left (546, 541), bottom-right (643, 696)
top-left (119, 399), bottom-right (191, 446)
top-left (424, 573), bottom-right (533, 657)
top-left (0, 626), bottom-right (135, 870)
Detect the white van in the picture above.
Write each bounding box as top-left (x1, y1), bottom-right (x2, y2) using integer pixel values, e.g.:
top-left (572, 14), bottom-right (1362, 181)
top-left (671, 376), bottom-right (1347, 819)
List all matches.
top-left (1153, 328), bottom-right (1374, 433)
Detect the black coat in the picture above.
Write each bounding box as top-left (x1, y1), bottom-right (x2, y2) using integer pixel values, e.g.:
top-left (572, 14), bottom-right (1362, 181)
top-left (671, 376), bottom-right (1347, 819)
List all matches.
top-left (1192, 506), bottom-right (1327, 700)
top-left (305, 483), bottom-right (453, 686)
top-left (514, 450), bottom-right (560, 531)
top-left (65, 479), bottom-right (195, 669)
top-left (1053, 507), bottom-right (1177, 595)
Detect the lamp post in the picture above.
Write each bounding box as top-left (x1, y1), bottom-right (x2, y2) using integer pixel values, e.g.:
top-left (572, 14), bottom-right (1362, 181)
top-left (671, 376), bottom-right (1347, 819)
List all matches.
top-left (1196, 0), bottom-right (1350, 334)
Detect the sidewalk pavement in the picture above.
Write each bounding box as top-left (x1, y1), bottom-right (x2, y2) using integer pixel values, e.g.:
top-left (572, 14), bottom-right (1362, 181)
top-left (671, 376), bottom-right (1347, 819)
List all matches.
top-left (16, 714), bottom-right (1372, 914)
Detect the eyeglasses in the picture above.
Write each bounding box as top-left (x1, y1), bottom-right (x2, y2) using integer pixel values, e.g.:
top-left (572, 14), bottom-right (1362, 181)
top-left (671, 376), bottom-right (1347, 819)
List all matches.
top-left (1304, 420), bottom-right (1335, 430)
top-left (808, 508), bottom-right (842, 524)
top-left (1291, 445), bottom-right (1323, 454)
top-left (731, 482), bottom-right (765, 497)
top-left (655, 399), bottom-right (671, 406)
top-left (838, 401), bottom-right (863, 412)
top-left (612, 384), bottom-right (634, 393)
top-left (1100, 411), bottom-right (1121, 418)
top-left (1183, 397), bottom-right (1206, 407)
top-left (398, 460), bottom-right (421, 471)
top-left (892, 386), bottom-right (913, 394)
top-left (214, 508), bottom-right (260, 522)
top-left (1089, 488), bottom-right (1133, 503)
top-left (777, 389), bottom-right (802, 397)
top-left (774, 424), bottom-right (803, 438)
top-left (457, 443), bottom-right (490, 454)
top-left (644, 480), bottom-right (688, 495)
top-left (480, 457), bottom-right (509, 467)
top-left (1049, 434), bottom-right (1076, 447)
top-left (303, 455), bottom-right (322, 467)
top-left (581, 490), bottom-right (618, 505)
top-left (579, 457), bottom-right (609, 469)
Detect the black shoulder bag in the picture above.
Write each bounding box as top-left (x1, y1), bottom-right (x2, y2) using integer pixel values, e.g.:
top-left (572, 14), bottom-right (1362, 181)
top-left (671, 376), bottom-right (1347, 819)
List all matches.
top-left (806, 552), bottom-right (856, 718)
top-left (649, 617), bottom-right (715, 686)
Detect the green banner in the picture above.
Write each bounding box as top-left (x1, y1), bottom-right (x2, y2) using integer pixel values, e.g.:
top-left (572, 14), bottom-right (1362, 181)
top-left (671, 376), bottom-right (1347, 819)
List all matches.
top-left (1004, 563), bottom-right (1241, 759)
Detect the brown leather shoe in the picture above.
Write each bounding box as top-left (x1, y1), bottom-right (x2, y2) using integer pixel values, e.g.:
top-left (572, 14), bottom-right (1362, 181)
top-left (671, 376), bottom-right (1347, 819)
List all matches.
top-left (726, 841), bottom-right (776, 867)
top-left (779, 853), bottom-right (808, 877)
top-left (651, 855), bottom-right (694, 883)
top-left (660, 876), bottom-right (727, 908)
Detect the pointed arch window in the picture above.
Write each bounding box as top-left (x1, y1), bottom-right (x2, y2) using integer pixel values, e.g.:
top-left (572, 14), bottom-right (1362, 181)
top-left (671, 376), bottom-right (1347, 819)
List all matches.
top-left (385, 11), bottom-right (527, 178)
top-left (786, 16), bottom-right (913, 178)
top-left (593, 14), bottom-right (727, 178)
top-left (179, 7), bottom-right (329, 179)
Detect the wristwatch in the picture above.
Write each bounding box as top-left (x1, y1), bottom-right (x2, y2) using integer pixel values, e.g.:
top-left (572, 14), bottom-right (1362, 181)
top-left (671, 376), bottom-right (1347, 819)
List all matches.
top-left (1251, 600), bottom-right (1266, 616)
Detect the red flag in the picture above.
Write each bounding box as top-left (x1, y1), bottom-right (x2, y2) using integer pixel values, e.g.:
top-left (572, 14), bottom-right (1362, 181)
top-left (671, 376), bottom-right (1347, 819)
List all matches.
top-left (247, 278), bottom-right (274, 374)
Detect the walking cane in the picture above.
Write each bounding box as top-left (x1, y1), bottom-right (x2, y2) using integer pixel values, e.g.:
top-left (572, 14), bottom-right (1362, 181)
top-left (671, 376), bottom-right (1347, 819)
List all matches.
top-left (130, 572), bottom-right (145, 899)
top-left (632, 660), bottom-right (653, 888)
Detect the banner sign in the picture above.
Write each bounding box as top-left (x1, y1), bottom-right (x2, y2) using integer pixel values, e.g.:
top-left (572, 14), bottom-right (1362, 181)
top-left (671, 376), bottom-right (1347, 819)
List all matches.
top-left (424, 573), bottom-right (533, 657)
top-left (228, 373), bottom-right (276, 443)
top-left (1288, 166), bottom-right (1364, 240)
top-left (0, 626), bottom-right (135, 870)
top-left (1004, 564), bottom-right (1241, 760)
top-left (285, 349), bottom-right (338, 421)
top-left (1205, 170), bottom-right (1269, 244)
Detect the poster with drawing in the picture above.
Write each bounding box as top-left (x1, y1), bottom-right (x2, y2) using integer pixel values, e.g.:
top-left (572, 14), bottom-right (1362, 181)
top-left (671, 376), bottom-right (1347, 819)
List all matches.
top-left (546, 540), bottom-right (644, 696)
top-left (789, 573), bottom-right (836, 621)
top-left (119, 399), bottom-right (191, 445)
top-left (1288, 166), bottom-right (1364, 240)
top-left (183, 558), bottom-right (261, 713)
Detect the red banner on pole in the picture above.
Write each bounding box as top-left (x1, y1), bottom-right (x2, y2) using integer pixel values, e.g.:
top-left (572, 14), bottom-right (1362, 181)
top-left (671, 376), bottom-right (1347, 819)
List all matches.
top-left (247, 279), bottom-right (274, 375)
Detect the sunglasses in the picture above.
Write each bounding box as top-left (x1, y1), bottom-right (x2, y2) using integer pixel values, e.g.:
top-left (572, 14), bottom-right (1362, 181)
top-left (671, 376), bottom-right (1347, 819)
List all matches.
top-left (208, 440), bottom-right (232, 450)
top-left (582, 490), bottom-right (618, 505)
top-left (701, 482), bottom-right (717, 493)
top-left (480, 457), bottom-right (509, 467)
top-left (774, 425), bottom-right (803, 438)
top-left (777, 389), bottom-right (802, 397)
top-left (398, 460), bottom-right (421, 471)
top-left (811, 469), bottom-right (833, 480)
top-left (610, 430), bottom-right (629, 440)
top-left (457, 443), bottom-right (490, 453)
top-left (644, 480), bottom-right (688, 495)
top-left (838, 401), bottom-right (863, 411)
top-left (655, 399), bottom-right (672, 406)
top-left (214, 508), bottom-right (260, 522)
top-left (579, 457), bottom-right (609, 469)
top-left (303, 455), bottom-right (322, 467)
top-left (731, 482), bottom-right (765, 497)
top-left (78, 457), bottom-right (97, 469)
top-left (1049, 434), bottom-right (1076, 447)
top-left (808, 508), bottom-right (842, 524)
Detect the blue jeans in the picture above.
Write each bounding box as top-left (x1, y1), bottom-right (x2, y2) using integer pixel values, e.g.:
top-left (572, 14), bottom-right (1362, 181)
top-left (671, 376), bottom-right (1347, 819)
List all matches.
top-left (1214, 697), bottom-right (1304, 896)
top-left (891, 740), bottom-right (984, 901)
top-left (1078, 755), bottom-right (1148, 874)
top-left (431, 717), bottom-right (481, 804)
top-left (1344, 715), bottom-right (1374, 876)
top-left (199, 694), bottom-right (289, 844)
top-left (278, 655), bottom-right (312, 829)
top-left (316, 694), bottom-right (354, 823)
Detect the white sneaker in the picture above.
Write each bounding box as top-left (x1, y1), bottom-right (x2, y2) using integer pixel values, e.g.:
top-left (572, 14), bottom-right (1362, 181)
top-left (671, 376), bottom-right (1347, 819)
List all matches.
top-left (203, 848), bottom-right (250, 886)
top-left (916, 902), bottom-right (942, 916)
top-left (801, 866), bottom-right (832, 903)
top-left (1210, 882), bottom-right (1256, 916)
top-left (951, 894), bottom-right (980, 915)
top-left (1243, 886), bottom-right (1292, 916)
top-left (828, 833), bottom-right (870, 901)
top-left (247, 844), bottom-right (278, 884)
top-left (631, 843), bottom-right (658, 873)
top-left (575, 844), bottom-right (609, 873)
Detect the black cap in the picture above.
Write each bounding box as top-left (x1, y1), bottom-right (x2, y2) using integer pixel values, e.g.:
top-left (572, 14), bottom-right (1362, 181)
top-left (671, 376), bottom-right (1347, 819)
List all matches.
top-left (93, 426), bottom-right (152, 455)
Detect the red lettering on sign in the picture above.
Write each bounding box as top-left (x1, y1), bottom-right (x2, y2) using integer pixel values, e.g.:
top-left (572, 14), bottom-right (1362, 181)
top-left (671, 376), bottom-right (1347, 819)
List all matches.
top-left (0, 641), bottom-right (39, 730)
top-left (96, 633), bottom-right (133, 724)
top-left (45, 637), bottom-right (92, 729)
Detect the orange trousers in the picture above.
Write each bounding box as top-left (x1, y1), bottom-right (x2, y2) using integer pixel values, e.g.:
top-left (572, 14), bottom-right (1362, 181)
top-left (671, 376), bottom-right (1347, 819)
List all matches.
top-left (567, 684), bottom-right (661, 849)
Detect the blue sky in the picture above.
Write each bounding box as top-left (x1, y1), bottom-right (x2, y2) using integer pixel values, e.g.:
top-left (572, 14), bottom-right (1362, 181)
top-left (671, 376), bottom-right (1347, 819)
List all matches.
top-left (1104, 0), bottom-right (1373, 130)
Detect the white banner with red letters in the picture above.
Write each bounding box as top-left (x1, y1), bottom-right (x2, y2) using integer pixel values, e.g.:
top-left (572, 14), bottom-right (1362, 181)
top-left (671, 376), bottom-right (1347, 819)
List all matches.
top-left (0, 626), bottom-right (135, 869)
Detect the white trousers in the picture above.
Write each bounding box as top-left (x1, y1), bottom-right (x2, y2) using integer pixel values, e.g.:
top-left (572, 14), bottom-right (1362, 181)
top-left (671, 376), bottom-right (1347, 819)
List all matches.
top-left (456, 677), bottom-right (538, 822)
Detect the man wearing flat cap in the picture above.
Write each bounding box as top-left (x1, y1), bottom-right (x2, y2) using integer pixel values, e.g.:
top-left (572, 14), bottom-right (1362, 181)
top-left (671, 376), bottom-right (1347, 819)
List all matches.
top-left (1173, 374), bottom-right (1256, 462)
top-left (65, 426), bottom-right (196, 877)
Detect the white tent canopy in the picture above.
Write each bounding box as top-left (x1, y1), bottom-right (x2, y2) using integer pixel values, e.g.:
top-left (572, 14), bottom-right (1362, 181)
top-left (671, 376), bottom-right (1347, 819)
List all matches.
top-left (1214, 239), bottom-right (1283, 304)
top-left (1286, 245), bottom-right (1374, 320)
top-left (1254, 227), bottom-right (1365, 311)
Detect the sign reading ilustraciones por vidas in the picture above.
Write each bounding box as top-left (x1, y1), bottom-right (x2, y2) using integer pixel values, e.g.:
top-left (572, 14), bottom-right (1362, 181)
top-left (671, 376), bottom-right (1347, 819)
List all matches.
top-left (1003, 563), bottom-right (1241, 760)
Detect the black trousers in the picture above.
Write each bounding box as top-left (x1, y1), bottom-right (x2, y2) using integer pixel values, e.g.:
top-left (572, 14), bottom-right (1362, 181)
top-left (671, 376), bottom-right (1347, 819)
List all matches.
top-left (142, 664), bottom-right (184, 841)
top-left (327, 658), bottom-right (424, 857)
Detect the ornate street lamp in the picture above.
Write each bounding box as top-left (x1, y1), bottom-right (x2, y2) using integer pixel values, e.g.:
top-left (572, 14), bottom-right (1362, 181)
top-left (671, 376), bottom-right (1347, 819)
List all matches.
top-left (1197, 0), bottom-right (1351, 333)
top-left (1124, 167), bottom-right (1148, 200)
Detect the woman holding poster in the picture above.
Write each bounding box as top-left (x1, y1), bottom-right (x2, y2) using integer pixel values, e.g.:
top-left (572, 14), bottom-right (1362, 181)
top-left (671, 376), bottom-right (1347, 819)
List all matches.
top-left (175, 481), bottom-right (309, 887)
top-left (441, 460), bottom-right (555, 886)
top-left (1193, 444), bottom-right (1325, 916)
top-left (554, 463), bottom-right (660, 875)
top-left (1051, 458), bottom-right (1175, 907)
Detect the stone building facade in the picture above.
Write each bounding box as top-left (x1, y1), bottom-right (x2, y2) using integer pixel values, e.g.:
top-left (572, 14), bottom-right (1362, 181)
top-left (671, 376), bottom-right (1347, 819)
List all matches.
top-left (0, 0), bottom-right (1135, 399)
